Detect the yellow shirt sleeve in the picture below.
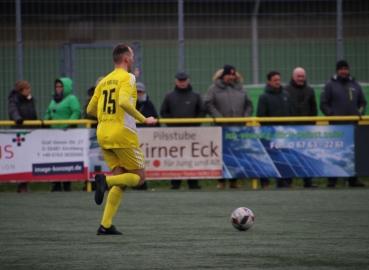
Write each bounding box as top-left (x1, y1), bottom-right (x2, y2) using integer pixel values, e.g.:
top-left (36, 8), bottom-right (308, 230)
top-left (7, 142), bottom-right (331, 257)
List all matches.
top-left (86, 96), bottom-right (98, 117)
top-left (118, 78), bottom-right (146, 123)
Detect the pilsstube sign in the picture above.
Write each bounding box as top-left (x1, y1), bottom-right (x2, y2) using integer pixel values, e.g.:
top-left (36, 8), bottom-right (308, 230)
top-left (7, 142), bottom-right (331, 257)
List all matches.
top-left (140, 127), bottom-right (222, 179)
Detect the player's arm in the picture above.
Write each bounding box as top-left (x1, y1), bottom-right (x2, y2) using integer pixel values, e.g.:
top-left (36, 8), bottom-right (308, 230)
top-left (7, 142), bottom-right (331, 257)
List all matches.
top-left (119, 91), bottom-right (147, 123)
top-left (87, 97), bottom-right (98, 117)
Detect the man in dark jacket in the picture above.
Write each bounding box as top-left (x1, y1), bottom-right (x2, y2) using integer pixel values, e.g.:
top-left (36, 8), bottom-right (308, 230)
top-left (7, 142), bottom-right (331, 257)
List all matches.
top-left (285, 67), bottom-right (317, 118)
top-left (160, 71), bottom-right (204, 189)
top-left (320, 60), bottom-right (366, 188)
top-left (133, 82), bottom-right (160, 190)
top-left (257, 71), bottom-right (293, 123)
top-left (284, 67), bottom-right (317, 188)
top-left (204, 65), bottom-right (253, 189)
top-left (8, 80), bottom-right (38, 193)
top-left (257, 71), bottom-right (293, 188)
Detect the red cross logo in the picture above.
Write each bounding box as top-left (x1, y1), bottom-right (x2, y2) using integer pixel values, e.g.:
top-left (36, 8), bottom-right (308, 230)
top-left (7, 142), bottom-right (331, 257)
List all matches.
top-left (12, 134), bottom-right (25, 146)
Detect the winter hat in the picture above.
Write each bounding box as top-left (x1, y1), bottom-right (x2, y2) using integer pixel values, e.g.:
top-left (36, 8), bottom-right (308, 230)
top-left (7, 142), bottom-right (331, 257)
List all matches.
top-left (136, 82), bottom-right (146, 92)
top-left (220, 65), bottom-right (236, 78)
top-left (175, 71), bottom-right (189, 80)
top-left (336, 60), bottom-right (349, 71)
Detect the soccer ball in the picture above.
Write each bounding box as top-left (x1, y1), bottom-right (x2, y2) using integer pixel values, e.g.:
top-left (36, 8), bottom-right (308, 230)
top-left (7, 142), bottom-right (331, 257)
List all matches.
top-left (231, 207), bottom-right (254, 231)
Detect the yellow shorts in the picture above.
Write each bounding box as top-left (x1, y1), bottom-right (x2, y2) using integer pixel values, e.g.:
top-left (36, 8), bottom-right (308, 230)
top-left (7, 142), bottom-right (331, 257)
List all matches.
top-left (102, 148), bottom-right (145, 171)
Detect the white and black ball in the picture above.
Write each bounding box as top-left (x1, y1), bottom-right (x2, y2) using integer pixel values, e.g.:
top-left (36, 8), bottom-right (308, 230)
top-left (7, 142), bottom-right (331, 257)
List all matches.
top-left (231, 207), bottom-right (254, 231)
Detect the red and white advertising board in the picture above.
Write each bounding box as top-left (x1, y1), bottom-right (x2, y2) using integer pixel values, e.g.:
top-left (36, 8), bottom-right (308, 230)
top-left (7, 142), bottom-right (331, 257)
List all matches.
top-left (0, 129), bottom-right (90, 182)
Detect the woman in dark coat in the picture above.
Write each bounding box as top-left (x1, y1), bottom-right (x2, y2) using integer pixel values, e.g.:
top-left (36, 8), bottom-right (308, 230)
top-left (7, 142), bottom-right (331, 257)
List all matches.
top-left (8, 80), bottom-right (38, 192)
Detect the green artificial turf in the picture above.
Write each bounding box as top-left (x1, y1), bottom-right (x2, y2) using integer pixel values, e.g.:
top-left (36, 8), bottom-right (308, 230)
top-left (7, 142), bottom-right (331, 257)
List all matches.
top-left (1, 189), bottom-right (368, 269)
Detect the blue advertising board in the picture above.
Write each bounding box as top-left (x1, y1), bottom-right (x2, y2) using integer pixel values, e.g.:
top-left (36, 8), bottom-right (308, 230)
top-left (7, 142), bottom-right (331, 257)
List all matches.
top-left (222, 125), bottom-right (354, 178)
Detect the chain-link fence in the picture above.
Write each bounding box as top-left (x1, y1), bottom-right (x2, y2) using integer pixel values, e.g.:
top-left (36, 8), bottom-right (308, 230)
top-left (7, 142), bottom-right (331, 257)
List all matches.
top-left (1, 0), bottom-right (368, 120)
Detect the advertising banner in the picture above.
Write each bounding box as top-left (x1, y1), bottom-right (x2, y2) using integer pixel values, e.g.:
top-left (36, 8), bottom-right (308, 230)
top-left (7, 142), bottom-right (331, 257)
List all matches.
top-left (0, 129), bottom-right (90, 182)
top-left (89, 127), bottom-right (223, 179)
top-left (222, 125), bottom-right (354, 178)
top-left (1, 125), bottom-right (355, 182)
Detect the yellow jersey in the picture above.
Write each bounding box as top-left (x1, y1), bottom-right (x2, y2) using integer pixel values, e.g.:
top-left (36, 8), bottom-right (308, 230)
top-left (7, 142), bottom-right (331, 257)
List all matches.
top-left (87, 68), bottom-right (146, 149)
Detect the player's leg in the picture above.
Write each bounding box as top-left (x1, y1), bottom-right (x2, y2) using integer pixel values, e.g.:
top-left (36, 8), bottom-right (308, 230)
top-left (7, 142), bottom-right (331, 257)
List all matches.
top-left (96, 149), bottom-right (125, 234)
top-left (124, 167), bottom-right (146, 186)
top-left (96, 148), bottom-right (145, 235)
top-left (98, 166), bottom-right (126, 235)
top-left (99, 167), bottom-right (145, 235)
top-left (103, 147), bottom-right (145, 188)
top-left (95, 148), bottom-right (143, 205)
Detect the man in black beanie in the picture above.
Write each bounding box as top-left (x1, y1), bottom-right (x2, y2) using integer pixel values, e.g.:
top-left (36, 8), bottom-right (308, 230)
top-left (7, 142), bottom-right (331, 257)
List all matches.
top-left (336, 60), bottom-right (349, 72)
top-left (320, 60), bottom-right (367, 187)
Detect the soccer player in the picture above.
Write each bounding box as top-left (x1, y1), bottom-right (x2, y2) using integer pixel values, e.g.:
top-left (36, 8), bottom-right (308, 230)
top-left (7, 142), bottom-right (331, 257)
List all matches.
top-left (87, 43), bottom-right (155, 235)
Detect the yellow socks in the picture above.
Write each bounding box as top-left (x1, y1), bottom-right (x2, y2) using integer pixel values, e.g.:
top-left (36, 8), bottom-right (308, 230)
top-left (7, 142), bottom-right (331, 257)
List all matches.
top-left (106, 173), bottom-right (140, 187)
top-left (101, 186), bottom-right (124, 228)
top-left (101, 173), bottom-right (140, 228)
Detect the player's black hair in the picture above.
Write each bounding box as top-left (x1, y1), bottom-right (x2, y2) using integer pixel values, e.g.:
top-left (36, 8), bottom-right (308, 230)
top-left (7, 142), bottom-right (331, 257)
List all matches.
top-left (112, 43), bottom-right (131, 63)
top-left (267, 71), bottom-right (280, 81)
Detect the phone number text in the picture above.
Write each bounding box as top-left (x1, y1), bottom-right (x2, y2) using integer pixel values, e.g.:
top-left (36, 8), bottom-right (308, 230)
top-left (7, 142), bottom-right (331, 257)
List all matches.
top-left (270, 141), bottom-right (344, 149)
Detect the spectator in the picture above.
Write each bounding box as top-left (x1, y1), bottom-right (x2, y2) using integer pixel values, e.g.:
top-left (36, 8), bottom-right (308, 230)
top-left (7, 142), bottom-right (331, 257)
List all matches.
top-left (204, 65), bottom-right (253, 189)
top-left (160, 71), bottom-right (204, 190)
top-left (320, 60), bottom-right (366, 188)
top-left (81, 77), bottom-right (104, 191)
top-left (257, 71), bottom-right (293, 188)
top-left (136, 82), bottom-right (160, 128)
top-left (8, 80), bottom-right (38, 193)
top-left (133, 82), bottom-right (160, 190)
top-left (284, 67), bottom-right (318, 188)
top-left (45, 77), bottom-right (82, 192)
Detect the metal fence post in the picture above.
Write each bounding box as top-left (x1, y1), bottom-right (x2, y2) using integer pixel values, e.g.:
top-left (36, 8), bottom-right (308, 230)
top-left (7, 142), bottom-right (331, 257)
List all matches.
top-left (337, 0), bottom-right (343, 60)
top-left (16, 0), bottom-right (23, 80)
top-left (252, 0), bottom-right (261, 85)
top-left (178, 0), bottom-right (185, 72)
top-left (61, 43), bottom-right (71, 78)
top-left (133, 42), bottom-right (142, 82)
top-left (71, 44), bottom-right (77, 94)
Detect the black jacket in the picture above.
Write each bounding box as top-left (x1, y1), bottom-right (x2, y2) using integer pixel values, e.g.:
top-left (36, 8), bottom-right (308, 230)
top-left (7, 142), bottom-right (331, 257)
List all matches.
top-left (136, 95), bottom-right (160, 128)
top-left (320, 75), bottom-right (367, 117)
top-left (160, 85), bottom-right (205, 127)
top-left (257, 84), bottom-right (293, 125)
top-left (8, 90), bottom-right (38, 128)
top-left (284, 79), bottom-right (317, 117)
